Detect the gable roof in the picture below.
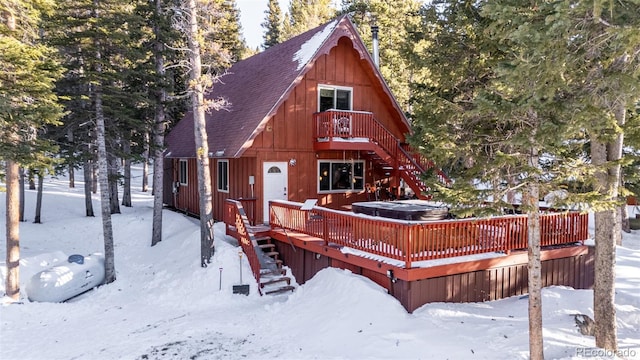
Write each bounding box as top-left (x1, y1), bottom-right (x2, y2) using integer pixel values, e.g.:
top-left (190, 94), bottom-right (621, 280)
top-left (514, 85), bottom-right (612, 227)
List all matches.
top-left (165, 14), bottom-right (409, 159)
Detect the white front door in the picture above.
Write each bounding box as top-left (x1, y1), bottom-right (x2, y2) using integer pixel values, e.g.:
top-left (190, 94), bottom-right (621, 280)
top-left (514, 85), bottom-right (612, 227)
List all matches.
top-left (263, 162), bottom-right (288, 223)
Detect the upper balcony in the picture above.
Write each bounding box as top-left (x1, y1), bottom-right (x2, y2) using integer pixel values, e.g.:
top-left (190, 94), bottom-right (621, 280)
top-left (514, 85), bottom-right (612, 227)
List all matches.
top-left (313, 110), bottom-right (392, 152)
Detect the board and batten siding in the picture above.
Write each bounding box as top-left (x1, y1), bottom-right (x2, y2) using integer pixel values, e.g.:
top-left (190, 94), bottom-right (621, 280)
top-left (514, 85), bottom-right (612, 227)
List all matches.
top-left (166, 37), bottom-right (410, 222)
top-left (244, 36), bottom-right (407, 221)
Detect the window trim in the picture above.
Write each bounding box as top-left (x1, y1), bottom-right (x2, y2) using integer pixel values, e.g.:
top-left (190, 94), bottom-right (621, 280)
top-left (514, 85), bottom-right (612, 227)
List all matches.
top-left (178, 159), bottom-right (188, 186)
top-left (317, 84), bottom-right (353, 112)
top-left (317, 160), bottom-right (365, 193)
top-left (217, 159), bottom-right (229, 193)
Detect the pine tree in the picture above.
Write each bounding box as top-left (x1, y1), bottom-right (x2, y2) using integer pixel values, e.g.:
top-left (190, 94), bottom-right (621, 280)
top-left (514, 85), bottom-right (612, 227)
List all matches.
top-left (409, 1), bottom-right (591, 357)
top-left (282, 0), bottom-right (335, 40)
top-left (262, 0), bottom-right (282, 49)
top-left (200, 0), bottom-right (247, 69)
top-left (341, 0), bottom-right (423, 112)
top-left (410, 0), bottom-right (640, 354)
top-left (45, 0), bottom-right (157, 283)
top-left (1, 0), bottom-right (64, 300)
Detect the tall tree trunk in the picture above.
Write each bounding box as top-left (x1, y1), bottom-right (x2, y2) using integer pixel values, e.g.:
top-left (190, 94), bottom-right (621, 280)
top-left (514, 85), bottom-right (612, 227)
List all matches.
top-left (19, 167), bottom-right (25, 222)
top-left (122, 139), bottom-right (132, 207)
top-left (28, 169), bottom-right (35, 190)
top-left (83, 158), bottom-right (95, 217)
top-left (94, 31), bottom-right (116, 283)
top-left (108, 151), bottom-right (121, 214)
top-left (186, 0), bottom-right (214, 266)
top-left (142, 131), bottom-right (150, 193)
top-left (97, 88), bottom-right (116, 283)
top-left (68, 127), bottom-right (75, 188)
top-left (620, 204), bottom-right (629, 235)
top-left (69, 166), bottom-right (75, 188)
top-left (525, 182), bottom-right (543, 360)
top-left (591, 136), bottom-right (619, 352)
top-left (151, 0), bottom-right (166, 247)
top-left (34, 172), bottom-right (44, 224)
top-left (92, 152), bottom-right (98, 194)
top-left (151, 154), bottom-right (165, 247)
top-left (5, 160), bottom-right (20, 301)
top-left (593, 101), bottom-right (624, 351)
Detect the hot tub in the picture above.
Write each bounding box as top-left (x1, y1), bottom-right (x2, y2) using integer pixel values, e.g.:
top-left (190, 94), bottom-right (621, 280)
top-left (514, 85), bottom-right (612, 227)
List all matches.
top-left (352, 201), bottom-right (449, 221)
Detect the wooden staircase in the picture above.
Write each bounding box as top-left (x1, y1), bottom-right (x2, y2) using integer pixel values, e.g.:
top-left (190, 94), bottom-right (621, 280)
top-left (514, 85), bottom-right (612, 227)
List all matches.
top-left (254, 234), bottom-right (295, 295)
top-left (313, 110), bottom-right (450, 199)
top-left (225, 199), bottom-right (295, 296)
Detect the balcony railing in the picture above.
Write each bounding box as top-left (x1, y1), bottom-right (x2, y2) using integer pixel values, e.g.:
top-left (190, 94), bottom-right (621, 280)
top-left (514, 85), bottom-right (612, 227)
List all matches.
top-left (268, 200), bottom-right (588, 269)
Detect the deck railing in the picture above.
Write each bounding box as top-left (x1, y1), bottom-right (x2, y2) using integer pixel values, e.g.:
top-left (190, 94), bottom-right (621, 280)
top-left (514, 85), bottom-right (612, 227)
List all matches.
top-left (268, 200), bottom-right (588, 268)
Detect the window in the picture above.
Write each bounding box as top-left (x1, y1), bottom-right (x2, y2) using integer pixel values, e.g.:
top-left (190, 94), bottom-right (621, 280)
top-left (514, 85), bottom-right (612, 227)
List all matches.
top-left (318, 85), bottom-right (352, 112)
top-left (318, 160), bottom-right (364, 192)
top-left (178, 159), bottom-right (188, 185)
top-left (217, 159), bottom-right (229, 192)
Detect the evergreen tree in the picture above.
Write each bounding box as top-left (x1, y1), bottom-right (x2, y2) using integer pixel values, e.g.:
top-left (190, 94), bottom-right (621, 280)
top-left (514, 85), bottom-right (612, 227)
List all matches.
top-left (45, 0), bottom-right (156, 283)
top-left (410, 0), bottom-right (640, 354)
top-left (282, 0), bottom-right (335, 39)
top-left (262, 0), bottom-right (282, 49)
top-left (1, 0), bottom-right (64, 300)
top-left (341, 0), bottom-right (423, 112)
top-left (482, 2), bottom-right (640, 351)
top-left (201, 0), bottom-right (247, 68)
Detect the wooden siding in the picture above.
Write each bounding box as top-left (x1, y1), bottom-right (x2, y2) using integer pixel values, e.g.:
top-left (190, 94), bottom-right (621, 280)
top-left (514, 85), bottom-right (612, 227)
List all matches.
top-left (211, 157), bottom-right (257, 223)
top-left (172, 158), bottom-right (199, 215)
top-left (166, 36), bottom-right (413, 221)
top-left (242, 36), bottom-right (408, 221)
top-left (163, 159), bottom-right (175, 208)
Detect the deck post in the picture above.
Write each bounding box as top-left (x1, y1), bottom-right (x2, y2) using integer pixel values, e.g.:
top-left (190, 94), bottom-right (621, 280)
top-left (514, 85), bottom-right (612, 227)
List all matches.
top-left (405, 227), bottom-right (412, 269)
top-left (322, 211), bottom-right (329, 246)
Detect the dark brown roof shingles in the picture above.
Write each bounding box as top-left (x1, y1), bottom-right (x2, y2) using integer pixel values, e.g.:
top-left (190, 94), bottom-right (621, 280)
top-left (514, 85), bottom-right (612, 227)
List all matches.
top-left (165, 17), bottom-right (345, 159)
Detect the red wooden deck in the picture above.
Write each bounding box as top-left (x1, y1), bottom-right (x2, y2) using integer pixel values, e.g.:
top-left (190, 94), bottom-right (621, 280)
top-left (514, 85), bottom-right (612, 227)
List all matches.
top-left (224, 199), bottom-right (593, 311)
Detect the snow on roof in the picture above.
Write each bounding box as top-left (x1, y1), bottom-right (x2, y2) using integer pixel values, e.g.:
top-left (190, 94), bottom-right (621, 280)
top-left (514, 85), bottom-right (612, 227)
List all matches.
top-left (293, 19), bottom-right (339, 71)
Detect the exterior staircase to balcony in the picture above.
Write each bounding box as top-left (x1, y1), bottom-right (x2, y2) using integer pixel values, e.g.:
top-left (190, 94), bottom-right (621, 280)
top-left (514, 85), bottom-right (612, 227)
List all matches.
top-left (313, 110), bottom-right (449, 199)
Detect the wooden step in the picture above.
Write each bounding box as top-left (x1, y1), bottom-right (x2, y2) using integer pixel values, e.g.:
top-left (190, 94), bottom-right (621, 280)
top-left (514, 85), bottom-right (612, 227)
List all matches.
top-left (264, 251), bottom-right (279, 258)
top-left (264, 285), bottom-right (295, 295)
top-left (260, 268), bottom-right (286, 276)
top-left (260, 276), bottom-right (291, 287)
top-left (254, 235), bottom-right (272, 242)
top-left (258, 243), bottom-right (276, 251)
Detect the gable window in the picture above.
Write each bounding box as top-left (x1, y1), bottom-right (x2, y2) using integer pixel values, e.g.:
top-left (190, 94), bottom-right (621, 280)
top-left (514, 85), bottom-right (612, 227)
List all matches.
top-left (217, 159), bottom-right (229, 192)
top-left (178, 159), bottom-right (188, 185)
top-left (318, 160), bottom-right (364, 192)
top-left (318, 85), bottom-right (352, 112)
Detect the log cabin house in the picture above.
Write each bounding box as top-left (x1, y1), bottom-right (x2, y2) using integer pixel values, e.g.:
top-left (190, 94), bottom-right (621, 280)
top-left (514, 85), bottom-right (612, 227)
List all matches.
top-left (164, 15), bottom-right (594, 311)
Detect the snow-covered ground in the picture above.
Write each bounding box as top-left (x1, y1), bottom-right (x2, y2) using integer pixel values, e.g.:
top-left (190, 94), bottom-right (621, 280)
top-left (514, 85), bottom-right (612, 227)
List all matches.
top-left (1, 166), bottom-right (639, 360)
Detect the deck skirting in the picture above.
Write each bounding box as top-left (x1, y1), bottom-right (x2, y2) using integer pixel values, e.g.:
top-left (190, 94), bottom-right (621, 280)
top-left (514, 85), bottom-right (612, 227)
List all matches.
top-left (270, 229), bottom-right (594, 312)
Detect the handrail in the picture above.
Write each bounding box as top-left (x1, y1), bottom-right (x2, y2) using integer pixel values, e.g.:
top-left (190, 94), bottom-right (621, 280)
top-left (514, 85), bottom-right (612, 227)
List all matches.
top-left (268, 200), bottom-right (588, 269)
top-left (224, 199), bottom-right (263, 294)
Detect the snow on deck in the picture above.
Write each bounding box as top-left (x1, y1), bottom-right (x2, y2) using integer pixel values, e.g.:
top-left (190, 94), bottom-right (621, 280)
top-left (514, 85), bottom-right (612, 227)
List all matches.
top-left (340, 246), bottom-right (507, 269)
